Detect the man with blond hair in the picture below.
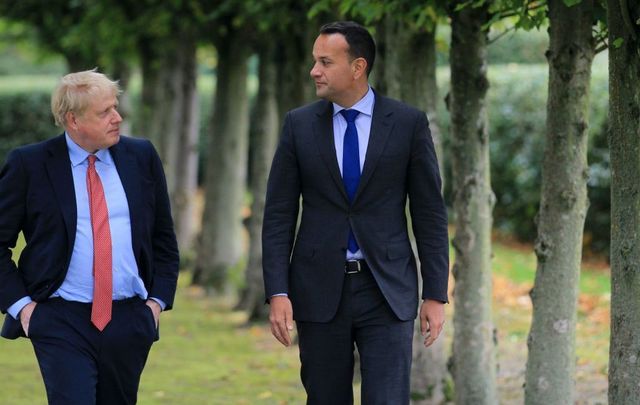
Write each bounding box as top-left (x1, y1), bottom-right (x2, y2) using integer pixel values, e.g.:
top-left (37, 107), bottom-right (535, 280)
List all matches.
top-left (0, 69), bottom-right (179, 404)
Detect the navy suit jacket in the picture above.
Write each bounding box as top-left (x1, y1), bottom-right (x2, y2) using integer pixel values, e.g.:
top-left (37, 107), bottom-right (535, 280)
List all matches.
top-left (0, 134), bottom-right (179, 339)
top-left (262, 93), bottom-right (449, 323)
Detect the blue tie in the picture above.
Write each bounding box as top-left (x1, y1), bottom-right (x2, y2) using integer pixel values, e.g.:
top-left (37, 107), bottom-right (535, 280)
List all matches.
top-left (341, 109), bottom-right (360, 253)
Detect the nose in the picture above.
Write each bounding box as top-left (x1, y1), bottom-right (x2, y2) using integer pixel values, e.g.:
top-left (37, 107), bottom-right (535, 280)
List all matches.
top-left (112, 109), bottom-right (123, 123)
top-left (310, 62), bottom-right (320, 78)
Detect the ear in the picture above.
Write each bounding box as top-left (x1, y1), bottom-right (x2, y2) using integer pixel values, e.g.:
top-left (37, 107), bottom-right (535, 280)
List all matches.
top-left (352, 57), bottom-right (368, 80)
top-left (65, 111), bottom-right (79, 130)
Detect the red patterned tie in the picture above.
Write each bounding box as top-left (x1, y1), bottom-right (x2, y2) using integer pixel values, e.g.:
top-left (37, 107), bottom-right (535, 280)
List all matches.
top-left (86, 155), bottom-right (112, 331)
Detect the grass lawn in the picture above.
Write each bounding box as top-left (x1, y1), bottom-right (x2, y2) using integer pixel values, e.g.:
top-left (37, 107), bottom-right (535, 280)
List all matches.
top-left (1, 236), bottom-right (609, 404)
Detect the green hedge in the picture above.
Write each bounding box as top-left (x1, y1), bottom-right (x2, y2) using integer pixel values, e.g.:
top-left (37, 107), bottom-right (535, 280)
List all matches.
top-left (0, 92), bottom-right (57, 163)
top-left (0, 64), bottom-right (610, 256)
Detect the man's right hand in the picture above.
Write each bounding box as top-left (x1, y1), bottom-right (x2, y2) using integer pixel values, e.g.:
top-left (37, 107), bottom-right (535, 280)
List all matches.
top-left (269, 296), bottom-right (294, 347)
top-left (19, 302), bottom-right (37, 337)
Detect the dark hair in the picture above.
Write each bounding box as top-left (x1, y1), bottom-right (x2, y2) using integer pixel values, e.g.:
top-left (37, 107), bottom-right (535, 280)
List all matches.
top-left (319, 21), bottom-right (376, 76)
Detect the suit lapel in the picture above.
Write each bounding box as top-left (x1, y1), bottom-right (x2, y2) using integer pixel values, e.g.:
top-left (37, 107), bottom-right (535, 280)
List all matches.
top-left (354, 94), bottom-right (394, 202)
top-left (313, 101), bottom-right (349, 202)
top-left (45, 135), bottom-right (77, 257)
top-left (109, 140), bottom-right (141, 253)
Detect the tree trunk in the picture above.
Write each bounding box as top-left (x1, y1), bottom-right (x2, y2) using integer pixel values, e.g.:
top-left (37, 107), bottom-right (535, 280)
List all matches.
top-left (63, 48), bottom-right (97, 73)
top-left (169, 32), bottom-right (200, 253)
top-left (276, 21), bottom-right (316, 119)
top-left (607, 0), bottom-right (640, 402)
top-left (236, 42), bottom-right (279, 320)
top-left (193, 34), bottom-right (250, 290)
top-left (382, 16), bottom-right (448, 404)
top-left (524, 2), bottom-right (594, 403)
top-left (448, 3), bottom-right (497, 404)
top-left (411, 257), bottom-right (448, 405)
top-left (137, 36), bottom-right (168, 154)
top-left (372, 20), bottom-right (387, 95)
top-left (109, 61), bottom-right (133, 136)
top-left (383, 16), bottom-right (444, 178)
top-left (137, 30), bottom-right (199, 253)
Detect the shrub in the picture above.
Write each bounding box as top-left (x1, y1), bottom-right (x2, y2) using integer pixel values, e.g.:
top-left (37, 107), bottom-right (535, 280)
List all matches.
top-left (0, 91), bottom-right (56, 164)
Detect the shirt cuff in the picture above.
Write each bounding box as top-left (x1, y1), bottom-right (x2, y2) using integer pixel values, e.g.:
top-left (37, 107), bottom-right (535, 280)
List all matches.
top-left (7, 296), bottom-right (33, 320)
top-left (271, 293), bottom-right (288, 298)
top-left (149, 297), bottom-right (166, 311)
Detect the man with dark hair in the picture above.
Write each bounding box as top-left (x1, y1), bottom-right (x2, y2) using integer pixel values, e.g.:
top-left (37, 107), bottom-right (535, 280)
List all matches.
top-left (319, 21), bottom-right (376, 76)
top-left (263, 21), bottom-right (449, 404)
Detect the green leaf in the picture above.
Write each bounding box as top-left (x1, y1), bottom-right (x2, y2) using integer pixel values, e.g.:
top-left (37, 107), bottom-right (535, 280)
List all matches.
top-left (612, 37), bottom-right (624, 48)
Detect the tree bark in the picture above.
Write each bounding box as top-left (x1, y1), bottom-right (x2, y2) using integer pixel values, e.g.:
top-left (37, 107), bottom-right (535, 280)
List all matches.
top-left (372, 20), bottom-right (387, 95)
top-left (63, 48), bottom-right (97, 73)
top-left (193, 33), bottom-right (251, 290)
top-left (236, 42), bottom-right (279, 320)
top-left (381, 15), bottom-right (448, 404)
top-left (137, 29), bottom-right (199, 253)
top-left (170, 32), bottom-right (200, 253)
top-left (524, 2), bottom-right (594, 403)
top-left (448, 2), bottom-right (497, 404)
top-left (109, 61), bottom-right (133, 136)
top-left (137, 36), bottom-right (167, 154)
top-left (276, 21), bottom-right (316, 119)
top-left (383, 16), bottom-right (444, 177)
top-left (607, 0), bottom-right (640, 402)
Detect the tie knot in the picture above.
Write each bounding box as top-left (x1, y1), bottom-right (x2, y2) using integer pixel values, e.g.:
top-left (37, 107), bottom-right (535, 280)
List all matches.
top-left (340, 109), bottom-right (360, 123)
top-left (87, 154), bottom-right (97, 166)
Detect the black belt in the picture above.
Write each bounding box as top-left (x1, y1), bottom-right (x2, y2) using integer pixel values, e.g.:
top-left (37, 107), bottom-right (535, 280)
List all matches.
top-left (345, 260), bottom-right (368, 274)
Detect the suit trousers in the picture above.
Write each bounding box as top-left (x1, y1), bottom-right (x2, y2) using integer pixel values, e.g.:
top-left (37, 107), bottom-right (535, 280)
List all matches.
top-left (296, 266), bottom-right (414, 405)
top-left (28, 297), bottom-right (157, 405)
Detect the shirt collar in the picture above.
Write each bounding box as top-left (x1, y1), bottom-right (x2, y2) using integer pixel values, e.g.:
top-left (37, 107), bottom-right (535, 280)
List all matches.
top-left (333, 86), bottom-right (375, 117)
top-left (65, 132), bottom-right (112, 167)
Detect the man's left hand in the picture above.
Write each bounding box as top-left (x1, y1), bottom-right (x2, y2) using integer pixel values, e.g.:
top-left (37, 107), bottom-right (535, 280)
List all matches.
top-left (419, 299), bottom-right (445, 347)
top-left (145, 300), bottom-right (161, 329)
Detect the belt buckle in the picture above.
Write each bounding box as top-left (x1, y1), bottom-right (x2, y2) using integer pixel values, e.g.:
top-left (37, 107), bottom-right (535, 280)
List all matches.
top-left (345, 260), bottom-right (362, 274)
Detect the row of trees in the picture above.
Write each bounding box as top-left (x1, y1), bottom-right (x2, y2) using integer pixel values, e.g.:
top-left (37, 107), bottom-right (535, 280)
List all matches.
top-left (2, 0), bottom-right (638, 403)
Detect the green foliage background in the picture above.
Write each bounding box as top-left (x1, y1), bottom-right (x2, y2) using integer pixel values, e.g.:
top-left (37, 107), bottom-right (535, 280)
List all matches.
top-left (0, 58), bottom-right (611, 256)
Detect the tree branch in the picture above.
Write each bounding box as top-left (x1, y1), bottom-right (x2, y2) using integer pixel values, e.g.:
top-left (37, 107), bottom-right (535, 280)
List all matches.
top-left (488, 26), bottom-right (516, 44)
top-left (493, 1), bottom-right (546, 21)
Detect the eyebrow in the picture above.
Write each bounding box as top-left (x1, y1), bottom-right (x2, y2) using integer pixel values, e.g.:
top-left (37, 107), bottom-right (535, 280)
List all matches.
top-left (99, 103), bottom-right (117, 114)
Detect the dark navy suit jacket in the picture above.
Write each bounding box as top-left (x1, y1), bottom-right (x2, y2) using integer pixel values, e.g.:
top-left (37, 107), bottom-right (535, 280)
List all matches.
top-left (262, 93), bottom-right (449, 323)
top-left (0, 134), bottom-right (179, 339)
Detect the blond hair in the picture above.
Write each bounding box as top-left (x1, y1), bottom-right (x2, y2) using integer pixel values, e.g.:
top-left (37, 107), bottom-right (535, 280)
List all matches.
top-left (51, 68), bottom-right (121, 128)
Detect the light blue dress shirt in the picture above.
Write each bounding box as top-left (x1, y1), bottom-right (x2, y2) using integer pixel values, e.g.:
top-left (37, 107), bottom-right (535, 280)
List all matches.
top-left (332, 86), bottom-right (375, 260)
top-left (8, 134), bottom-right (163, 319)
